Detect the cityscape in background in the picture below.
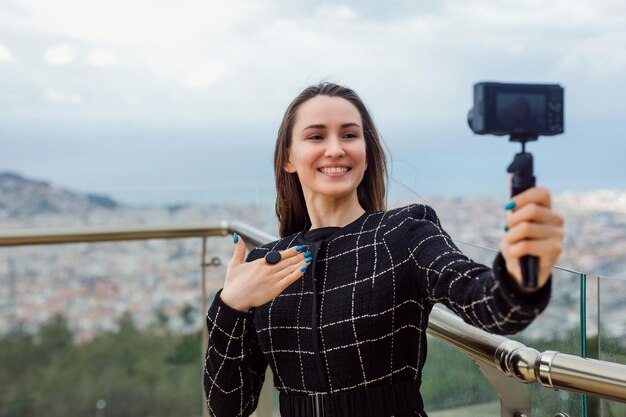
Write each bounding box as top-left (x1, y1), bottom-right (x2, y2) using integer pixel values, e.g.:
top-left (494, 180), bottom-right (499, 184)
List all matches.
top-left (0, 171), bottom-right (624, 343)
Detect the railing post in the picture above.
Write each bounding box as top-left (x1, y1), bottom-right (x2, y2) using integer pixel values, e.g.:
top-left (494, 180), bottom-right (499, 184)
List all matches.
top-left (201, 237), bottom-right (209, 417)
top-left (474, 359), bottom-right (531, 417)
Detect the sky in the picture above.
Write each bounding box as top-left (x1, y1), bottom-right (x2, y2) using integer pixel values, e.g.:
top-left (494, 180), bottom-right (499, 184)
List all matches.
top-left (1, 0), bottom-right (625, 205)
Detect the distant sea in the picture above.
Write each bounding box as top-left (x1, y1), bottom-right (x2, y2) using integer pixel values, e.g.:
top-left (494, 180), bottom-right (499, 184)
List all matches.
top-left (1, 119), bottom-right (624, 206)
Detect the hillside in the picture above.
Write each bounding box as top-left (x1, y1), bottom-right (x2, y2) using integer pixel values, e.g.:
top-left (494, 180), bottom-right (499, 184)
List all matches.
top-left (0, 171), bottom-right (119, 218)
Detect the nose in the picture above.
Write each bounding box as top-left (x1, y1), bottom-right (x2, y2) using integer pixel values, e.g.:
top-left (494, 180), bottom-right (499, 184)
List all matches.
top-left (324, 136), bottom-right (345, 158)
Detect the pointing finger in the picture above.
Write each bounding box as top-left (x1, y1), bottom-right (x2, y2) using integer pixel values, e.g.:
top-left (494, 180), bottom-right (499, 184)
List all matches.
top-left (229, 233), bottom-right (247, 265)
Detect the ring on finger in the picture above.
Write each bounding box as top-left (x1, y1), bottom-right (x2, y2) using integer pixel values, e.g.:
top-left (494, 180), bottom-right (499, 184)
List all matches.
top-left (264, 250), bottom-right (281, 265)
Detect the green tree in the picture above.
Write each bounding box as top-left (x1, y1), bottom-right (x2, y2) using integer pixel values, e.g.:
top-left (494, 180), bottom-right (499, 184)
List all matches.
top-left (1, 312), bottom-right (200, 417)
top-left (154, 307), bottom-right (170, 329)
top-left (180, 303), bottom-right (196, 327)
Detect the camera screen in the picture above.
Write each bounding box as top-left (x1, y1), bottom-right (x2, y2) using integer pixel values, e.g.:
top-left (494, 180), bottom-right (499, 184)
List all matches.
top-left (495, 93), bottom-right (547, 133)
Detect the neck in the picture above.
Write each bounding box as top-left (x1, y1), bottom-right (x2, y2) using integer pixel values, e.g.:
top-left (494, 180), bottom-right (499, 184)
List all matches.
top-left (304, 192), bottom-right (366, 230)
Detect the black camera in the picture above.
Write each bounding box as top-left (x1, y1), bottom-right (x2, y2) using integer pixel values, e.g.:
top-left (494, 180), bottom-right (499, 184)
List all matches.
top-left (467, 82), bottom-right (564, 137)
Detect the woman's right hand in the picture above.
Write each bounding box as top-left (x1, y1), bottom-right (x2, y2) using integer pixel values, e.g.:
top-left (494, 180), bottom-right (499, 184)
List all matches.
top-left (219, 233), bottom-right (312, 312)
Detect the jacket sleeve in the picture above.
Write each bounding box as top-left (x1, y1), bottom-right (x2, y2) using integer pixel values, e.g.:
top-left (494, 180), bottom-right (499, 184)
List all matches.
top-left (204, 251), bottom-right (268, 417)
top-left (407, 204), bottom-right (551, 335)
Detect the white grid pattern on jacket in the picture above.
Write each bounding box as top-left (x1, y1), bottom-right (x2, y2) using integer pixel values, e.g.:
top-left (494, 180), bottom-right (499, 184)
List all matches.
top-left (204, 204), bottom-right (550, 417)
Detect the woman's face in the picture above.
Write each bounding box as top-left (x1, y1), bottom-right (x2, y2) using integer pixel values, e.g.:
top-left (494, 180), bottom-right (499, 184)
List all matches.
top-left (285, 95), bottom-right (367, 202)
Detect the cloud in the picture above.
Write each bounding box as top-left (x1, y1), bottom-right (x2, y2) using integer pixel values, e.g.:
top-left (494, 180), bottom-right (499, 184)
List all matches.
top-left (9, 0), bottom-right (268, 47)
top-left (554, 32), bottom-right (626, 77)
top-left (45, 44), bottom-right (75, 65)
top-left (0, 41), bottom-right (15, 62)
top-left (3, 0), bottom-right (626, 124)
top-left (315, 4), bottom-right (357, 19)
top-left (184, 60), bottom-right (228, 89)
top-left (44, 89), bottom-right (83, 104)
top-left (86, 48), bottom-right (117, 67)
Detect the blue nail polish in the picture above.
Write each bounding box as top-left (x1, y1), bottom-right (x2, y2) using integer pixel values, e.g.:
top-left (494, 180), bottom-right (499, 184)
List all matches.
top-left (305, 257), bottom-right (313, 263)
top-left (233, 232), bottom-right (238, 244)
top-left (300, 265), bottom-right (308, 272)
top-left (296, 245), bottom-right (305, 252)
top-left (504, 201), bottom-right (516, 210)
top-left (304, 251), bottom-right (312, 257)
top-left (504, 225), bottom-right (509, 232)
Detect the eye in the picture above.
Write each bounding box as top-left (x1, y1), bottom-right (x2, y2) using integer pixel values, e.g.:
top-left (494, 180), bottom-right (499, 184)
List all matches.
top-left (343, 132), bottom-right (358, 139)
top-left (307, 134), bottom-right (324, 140)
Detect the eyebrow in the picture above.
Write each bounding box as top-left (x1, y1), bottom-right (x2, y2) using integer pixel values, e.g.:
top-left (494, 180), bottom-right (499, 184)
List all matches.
top-left (301, 122), bottom-right (361, 132)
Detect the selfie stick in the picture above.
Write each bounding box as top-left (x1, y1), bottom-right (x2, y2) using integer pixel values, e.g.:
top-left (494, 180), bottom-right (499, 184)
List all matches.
top-left (508, 135), bottom-right (538, 289)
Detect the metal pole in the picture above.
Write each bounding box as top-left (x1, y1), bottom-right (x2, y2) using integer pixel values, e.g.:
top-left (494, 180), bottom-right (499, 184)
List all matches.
top-left (201, 237), bottom-right (209, 417)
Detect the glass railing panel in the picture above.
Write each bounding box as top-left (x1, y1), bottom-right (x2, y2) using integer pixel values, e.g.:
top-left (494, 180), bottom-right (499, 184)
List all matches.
top-left (419, 239), bottom-right (503, 415)
top-left (597, 275), bottom-right (626, 417)
top-left (0, 235), bottom-right (236, 417)
top-left (452, 240), bottom-right (587, 417)
top-left (0, 184), bottom-right (274, 417)
top-left (422, 335), bottom-right (500, 416)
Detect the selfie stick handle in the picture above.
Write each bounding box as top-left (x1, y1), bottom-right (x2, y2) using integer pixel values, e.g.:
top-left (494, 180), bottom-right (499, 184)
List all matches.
top-left (507, 141), bottom-right (538, 289)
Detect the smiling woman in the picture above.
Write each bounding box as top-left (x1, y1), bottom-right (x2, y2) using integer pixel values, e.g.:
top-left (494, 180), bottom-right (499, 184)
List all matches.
top-left (274, 84), bottom-right (388, 237)
top-left (203, 82), bottom-right (565, 417)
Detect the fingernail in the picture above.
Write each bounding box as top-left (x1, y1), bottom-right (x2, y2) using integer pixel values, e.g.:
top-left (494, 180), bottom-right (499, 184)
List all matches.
top-left (300, 265), bottom-right (308, 272)
top-left (504, 225), bottom-right (509, 232)
top-left (304, 251), bottom-right (311, 257)
top-left (305, 257), bottom-right (313, 263)
top-left (296, 245), bottom-right (305, 252)
top-left (233, 232), bottom-right (239, 244)
top-left (504, 201), bottom-right (516, 210)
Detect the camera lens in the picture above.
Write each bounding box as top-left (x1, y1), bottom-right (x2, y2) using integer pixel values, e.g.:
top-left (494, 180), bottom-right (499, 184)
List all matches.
top-left (467, 109), bottom-right (475, 131)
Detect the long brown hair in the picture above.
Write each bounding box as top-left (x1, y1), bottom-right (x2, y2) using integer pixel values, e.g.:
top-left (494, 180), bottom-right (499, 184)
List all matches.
top-left (274, 83), bottom-right (387, 237)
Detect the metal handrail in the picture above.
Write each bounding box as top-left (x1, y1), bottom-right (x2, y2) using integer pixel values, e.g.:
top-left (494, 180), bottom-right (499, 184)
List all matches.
top-left (0, 221), bottom-right (275, 249)
top-left (0, 223), bottom-right (231, 246)
top-left (1, 223), bottom-right (625, 408)
top-left (427, 306), bottom-right (626, 403)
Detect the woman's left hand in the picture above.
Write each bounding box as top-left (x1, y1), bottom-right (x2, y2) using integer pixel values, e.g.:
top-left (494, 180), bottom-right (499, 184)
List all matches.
top-left (500, 187), bottom-right (565, 292)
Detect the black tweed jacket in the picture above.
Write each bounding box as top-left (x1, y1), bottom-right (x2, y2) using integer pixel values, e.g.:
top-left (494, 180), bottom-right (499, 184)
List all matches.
top-left (204, 204), bottom-right (550, 417)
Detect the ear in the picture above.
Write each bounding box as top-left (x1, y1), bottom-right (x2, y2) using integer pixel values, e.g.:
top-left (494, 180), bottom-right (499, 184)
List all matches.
top-left (283, 160), bottom-right (296, 173)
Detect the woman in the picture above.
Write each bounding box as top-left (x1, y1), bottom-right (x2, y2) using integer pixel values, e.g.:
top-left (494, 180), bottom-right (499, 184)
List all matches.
top-left (204, 83), bottom-right (564, 417)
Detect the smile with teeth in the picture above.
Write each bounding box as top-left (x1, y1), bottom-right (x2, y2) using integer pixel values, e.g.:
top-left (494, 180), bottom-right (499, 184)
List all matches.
top-left (319, 167), bottom-right (350, 174)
